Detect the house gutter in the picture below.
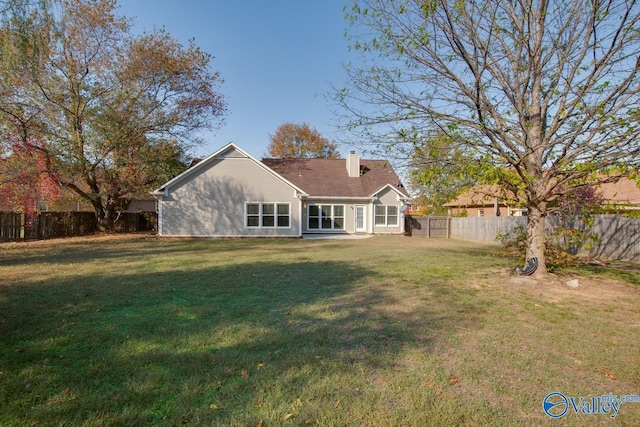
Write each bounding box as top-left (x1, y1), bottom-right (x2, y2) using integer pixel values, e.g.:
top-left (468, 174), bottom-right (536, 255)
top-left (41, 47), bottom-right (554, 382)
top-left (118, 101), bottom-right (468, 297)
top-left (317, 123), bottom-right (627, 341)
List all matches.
top-left (304, 196), bottom-right (376, 201)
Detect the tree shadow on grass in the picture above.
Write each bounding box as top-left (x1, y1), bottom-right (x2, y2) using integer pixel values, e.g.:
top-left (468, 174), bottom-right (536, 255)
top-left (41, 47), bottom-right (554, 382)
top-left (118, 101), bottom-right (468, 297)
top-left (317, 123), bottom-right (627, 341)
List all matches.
top-left (0, 236), bottom-right (322, 268)
top-left (0, 256), bottom-right (473, 426)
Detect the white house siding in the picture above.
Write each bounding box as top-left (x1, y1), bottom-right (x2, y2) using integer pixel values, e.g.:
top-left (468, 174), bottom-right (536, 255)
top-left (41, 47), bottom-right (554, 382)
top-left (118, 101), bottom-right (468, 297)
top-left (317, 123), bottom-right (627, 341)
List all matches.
top-left (159, 156), bottom-right (300, 237)
top-left (372, 187), bottom-right (405, 234)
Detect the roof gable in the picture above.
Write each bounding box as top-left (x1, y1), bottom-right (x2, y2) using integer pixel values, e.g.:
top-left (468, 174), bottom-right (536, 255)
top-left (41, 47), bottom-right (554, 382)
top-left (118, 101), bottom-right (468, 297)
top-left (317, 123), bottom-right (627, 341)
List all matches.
top-left (153, 143), bottom-right (306, 196)
top-left (369, 183), bottom-right (410, 199)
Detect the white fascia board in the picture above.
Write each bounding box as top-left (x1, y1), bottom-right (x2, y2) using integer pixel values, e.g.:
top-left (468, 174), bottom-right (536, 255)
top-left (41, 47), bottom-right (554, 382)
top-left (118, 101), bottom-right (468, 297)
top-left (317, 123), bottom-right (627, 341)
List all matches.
top-left (368, 183), bottom-right (412, 200)
top-left (151, 142), bottom-right (238, 194)
top-left (151, 142), bottom-right (307, 196)
top-left (150, 189), bottom-right (167, 198)
top-left (304, 196), bottom-right (375, 201)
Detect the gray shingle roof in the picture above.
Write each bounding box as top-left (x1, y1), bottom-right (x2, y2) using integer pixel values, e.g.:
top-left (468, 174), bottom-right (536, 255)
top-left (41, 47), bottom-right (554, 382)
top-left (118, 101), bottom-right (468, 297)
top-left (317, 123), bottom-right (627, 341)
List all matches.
top-left (262, 158), bottom-right (410, 198)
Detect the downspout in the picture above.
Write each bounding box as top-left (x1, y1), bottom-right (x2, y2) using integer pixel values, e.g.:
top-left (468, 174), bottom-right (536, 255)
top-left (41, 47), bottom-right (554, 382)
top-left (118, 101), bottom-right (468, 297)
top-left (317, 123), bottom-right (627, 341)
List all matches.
top-left (297, 194), bottom-right (305, 238)
top-left (370, 197), bottom-right (376, 234)
top-left (150, 189), bottom-right (166, 236)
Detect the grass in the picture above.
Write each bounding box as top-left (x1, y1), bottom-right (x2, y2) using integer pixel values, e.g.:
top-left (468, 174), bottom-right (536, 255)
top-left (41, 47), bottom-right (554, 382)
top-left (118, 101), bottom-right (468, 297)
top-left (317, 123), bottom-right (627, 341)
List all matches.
top-left (1, 235), bottom-right (639, 426)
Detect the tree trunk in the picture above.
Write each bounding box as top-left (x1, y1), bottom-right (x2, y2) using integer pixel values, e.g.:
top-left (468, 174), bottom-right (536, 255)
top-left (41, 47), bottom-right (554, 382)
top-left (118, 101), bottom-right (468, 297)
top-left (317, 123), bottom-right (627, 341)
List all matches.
top-left (99, 203), bottom-right (117, 232)
top-left (526, 204), bottom-right (547, 278)
top-left (90, 198), bottom-right (116, 232)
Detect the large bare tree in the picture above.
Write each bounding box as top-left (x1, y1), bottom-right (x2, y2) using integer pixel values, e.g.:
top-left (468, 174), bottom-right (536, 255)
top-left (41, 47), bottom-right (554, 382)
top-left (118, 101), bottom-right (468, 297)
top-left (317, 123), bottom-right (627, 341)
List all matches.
top-left (337, 0), bottom-right (640, 277)
top-left (0, 0), bottom-right (226, 229)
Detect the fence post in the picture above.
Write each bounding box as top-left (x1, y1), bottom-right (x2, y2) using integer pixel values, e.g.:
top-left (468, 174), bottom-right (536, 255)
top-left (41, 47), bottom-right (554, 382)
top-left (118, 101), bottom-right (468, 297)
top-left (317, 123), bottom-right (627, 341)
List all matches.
top-left (447, 217), bottom-right (450, 238)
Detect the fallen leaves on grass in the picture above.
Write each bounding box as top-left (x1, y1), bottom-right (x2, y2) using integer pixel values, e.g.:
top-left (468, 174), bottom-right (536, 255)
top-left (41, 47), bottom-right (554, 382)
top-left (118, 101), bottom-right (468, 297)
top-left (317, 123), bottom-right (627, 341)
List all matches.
top-left (241, 370), bottom-right (250, 379)
top-left (209, 403), bottom-right (223, 410)
top-left (599, 369), bottom-right (617, 380)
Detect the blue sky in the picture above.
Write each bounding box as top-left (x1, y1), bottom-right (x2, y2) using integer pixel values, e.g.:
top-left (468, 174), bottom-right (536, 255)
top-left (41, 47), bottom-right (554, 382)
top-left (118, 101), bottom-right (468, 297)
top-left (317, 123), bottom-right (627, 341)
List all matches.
top-left (118, 1), bottom-right (353, 159)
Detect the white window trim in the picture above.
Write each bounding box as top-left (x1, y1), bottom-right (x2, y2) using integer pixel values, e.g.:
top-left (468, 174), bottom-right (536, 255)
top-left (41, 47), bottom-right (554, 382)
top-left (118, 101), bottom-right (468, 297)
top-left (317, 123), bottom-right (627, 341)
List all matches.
top-left (307, 204), bottom-right (346, 231)
top-left (375, 204), bottom-right (400, 227)
top-left (245, 202), bottom-right (292, 229)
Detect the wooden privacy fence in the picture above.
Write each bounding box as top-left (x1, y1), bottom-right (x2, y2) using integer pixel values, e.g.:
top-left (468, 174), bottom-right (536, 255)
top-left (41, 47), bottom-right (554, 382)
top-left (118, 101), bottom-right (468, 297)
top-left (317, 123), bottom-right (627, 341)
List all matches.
top-left (447, 215), bottom-right (640, 262)
top-left (0, 211), bottom-right (157, 242)
top-left (449, 216), bottom-right (528, 243)
top-left (406, 214), bottom-right (640, 261)
top-left (405, 216), bottom-right (451, 238)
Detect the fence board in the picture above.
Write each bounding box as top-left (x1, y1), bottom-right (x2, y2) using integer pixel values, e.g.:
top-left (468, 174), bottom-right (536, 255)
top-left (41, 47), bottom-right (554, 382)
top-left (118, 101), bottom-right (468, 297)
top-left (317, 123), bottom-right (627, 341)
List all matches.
top-left (405, 216), bottom-right (450, 238)
top-left (450, 216), bottom-right (528, 244)
top-left (590, 215), bottom-right (640, 261)
top-left (445, 215), bottom-right (640, 262)
top-left (0, 211), bottom-right (157, 242)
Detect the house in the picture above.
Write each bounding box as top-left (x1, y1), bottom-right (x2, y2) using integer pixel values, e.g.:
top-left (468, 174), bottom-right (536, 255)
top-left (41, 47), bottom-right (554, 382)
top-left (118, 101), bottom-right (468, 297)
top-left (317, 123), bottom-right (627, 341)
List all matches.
top-left (151, 143), bottom-right (411, 237)
top-left (444, 178), bottom-right (640, 217)
top-left (597, 178), bottom-right (640, 212)
top-left (443, 184), bottom-right (524, 217)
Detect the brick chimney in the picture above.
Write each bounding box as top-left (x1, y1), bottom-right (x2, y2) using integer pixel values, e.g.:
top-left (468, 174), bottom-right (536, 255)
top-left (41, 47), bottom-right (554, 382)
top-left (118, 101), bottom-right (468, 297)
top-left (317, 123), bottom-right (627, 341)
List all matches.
top-left (346, 151), bottom-right (359, 177)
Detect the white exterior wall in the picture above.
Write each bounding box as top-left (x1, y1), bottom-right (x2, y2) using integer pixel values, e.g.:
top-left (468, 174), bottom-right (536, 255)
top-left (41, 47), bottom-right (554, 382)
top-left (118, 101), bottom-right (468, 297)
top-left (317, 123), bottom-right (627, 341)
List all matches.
top-left (159, 156), bottom-right (301, 237)
top-left (372, 187), bottom-right (405, 234)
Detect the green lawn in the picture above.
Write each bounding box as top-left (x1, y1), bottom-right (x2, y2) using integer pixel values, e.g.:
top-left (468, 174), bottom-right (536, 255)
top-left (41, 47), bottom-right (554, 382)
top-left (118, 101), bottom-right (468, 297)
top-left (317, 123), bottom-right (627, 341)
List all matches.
top-left (1, 235), bottom-right (639, 426)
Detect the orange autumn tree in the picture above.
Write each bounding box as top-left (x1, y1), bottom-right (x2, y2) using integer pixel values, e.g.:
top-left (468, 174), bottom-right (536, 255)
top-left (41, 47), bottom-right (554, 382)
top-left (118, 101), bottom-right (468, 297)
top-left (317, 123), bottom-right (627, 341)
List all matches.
top-left (1, 135), bottom-right (59, 215)
top-left (0, 0), bottom-right (226, 230)
top-left (267, 122), bottom-right (339, 158)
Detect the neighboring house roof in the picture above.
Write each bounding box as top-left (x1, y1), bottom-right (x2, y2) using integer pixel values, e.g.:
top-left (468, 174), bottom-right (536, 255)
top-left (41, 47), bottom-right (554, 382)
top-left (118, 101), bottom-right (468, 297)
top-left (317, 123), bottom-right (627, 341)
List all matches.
top-left (444, 178), bottom-right (640, 208)
top-left (262, 158), bottom-right (410, 199)
top-left (444, 184), bottom-right (506, 207)
top-left (125, 199), bottom-right (156, 213)
top-left (597, 178), bottom-right (640, 207)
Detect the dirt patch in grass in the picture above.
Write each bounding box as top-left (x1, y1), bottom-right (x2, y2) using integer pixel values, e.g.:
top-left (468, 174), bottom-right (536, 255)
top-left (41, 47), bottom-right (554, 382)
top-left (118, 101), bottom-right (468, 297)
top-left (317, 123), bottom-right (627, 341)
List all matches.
top-left (490, 269), bottom-right (640, 306)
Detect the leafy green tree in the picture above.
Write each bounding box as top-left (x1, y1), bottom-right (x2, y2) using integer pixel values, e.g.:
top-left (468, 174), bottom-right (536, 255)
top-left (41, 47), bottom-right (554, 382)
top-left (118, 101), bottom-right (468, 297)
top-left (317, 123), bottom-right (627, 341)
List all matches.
top-left (0, 0), bottom-right (226, 229)
top-left (338, 0), bottom-right (640, 277)
top-left (409, 131), bottom-right (489, 212)
top-left (267, 122), bottom-right (339, 158)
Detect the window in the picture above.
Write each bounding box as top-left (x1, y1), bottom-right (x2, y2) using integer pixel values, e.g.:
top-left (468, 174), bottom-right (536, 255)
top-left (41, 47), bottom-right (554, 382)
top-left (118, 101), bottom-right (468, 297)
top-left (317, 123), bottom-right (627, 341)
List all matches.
top-left (246, 203), bottom-right (290, 228)
top-left (308, 204), bottom-right (345, 230)
top-left (277, 204), bottom-right (290, 227)
top-left (375, 205), bottom-right (399, 227)
top-left (387, 205), bottom-right (398, 226)
top-left (247, 203), bottom-right (260, 227)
